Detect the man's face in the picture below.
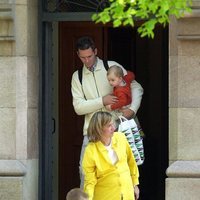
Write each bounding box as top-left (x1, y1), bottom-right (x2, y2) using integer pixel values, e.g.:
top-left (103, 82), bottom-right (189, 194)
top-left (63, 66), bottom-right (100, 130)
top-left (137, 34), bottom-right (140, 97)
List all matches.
top-left (77, 47), bottom-right (97, 68)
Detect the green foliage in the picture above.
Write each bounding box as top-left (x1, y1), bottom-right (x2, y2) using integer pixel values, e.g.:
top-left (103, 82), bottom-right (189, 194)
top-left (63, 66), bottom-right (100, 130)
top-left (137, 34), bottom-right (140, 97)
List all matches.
top-left (92, 0), bottom-right (192, 38)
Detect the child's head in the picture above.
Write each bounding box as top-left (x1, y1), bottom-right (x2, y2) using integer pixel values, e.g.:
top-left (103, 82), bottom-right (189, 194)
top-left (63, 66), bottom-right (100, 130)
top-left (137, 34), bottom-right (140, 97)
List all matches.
top-left (66, 188), bottom-right (88, 200)
top-left (107, 65), bottom-right (124, 87)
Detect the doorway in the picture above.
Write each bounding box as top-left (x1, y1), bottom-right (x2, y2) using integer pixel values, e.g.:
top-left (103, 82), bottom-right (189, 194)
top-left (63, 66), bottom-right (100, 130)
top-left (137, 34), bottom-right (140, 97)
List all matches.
top-left (57, 22), bottom-right (168, 200)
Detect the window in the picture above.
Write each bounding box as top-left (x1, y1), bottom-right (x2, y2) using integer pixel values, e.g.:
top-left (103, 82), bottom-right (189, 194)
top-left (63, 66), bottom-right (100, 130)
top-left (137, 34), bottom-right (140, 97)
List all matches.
top-left (44, 0), bottom-right (109, 12)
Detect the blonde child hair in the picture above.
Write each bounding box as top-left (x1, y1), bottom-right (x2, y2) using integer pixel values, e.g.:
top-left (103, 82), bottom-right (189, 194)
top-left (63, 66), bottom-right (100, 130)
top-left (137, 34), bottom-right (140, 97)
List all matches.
top-left (107, 65), bottom-right (124, 77)
top-left (66, 188), bottom-right (89, 200)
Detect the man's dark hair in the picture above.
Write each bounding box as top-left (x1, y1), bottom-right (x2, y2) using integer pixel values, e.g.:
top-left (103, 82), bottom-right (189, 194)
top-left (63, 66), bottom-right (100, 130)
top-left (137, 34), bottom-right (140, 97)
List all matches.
top-left (76, 36), bottom-right (96, 51)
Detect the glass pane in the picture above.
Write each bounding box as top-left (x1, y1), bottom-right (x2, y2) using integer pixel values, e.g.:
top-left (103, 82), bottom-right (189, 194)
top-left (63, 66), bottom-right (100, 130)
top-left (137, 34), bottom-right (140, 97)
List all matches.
top-left (44, 0), bottom-right (109, 12)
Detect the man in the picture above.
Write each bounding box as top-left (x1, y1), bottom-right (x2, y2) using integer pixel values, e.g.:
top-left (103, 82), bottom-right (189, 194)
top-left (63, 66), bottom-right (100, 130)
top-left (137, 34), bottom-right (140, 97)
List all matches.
top-left (71, 36), bottom-right (143, 188)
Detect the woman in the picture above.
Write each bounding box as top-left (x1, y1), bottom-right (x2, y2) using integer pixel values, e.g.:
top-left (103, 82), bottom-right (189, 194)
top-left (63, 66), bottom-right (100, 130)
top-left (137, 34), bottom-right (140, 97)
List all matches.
top-left (82, 111), bottom-right (140, 200)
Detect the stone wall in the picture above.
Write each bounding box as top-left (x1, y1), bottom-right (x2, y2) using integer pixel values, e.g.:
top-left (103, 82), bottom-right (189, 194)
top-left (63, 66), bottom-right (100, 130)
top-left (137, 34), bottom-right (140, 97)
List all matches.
top-left (0, 0), bottom-right (38, 199)
top-left (1, 0), bottom-right (200, 199)
top-left (166, 1), bottom-right (200, 199)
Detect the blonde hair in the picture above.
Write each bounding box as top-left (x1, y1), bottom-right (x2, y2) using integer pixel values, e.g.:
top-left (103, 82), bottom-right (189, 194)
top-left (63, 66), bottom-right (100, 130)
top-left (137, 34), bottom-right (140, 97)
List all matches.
top-left (66, 188), bottom-right (88, 200)
top-left (87, 111), bottom-right (113, 142)
top-left (107, 65), bottom-right (124, 78)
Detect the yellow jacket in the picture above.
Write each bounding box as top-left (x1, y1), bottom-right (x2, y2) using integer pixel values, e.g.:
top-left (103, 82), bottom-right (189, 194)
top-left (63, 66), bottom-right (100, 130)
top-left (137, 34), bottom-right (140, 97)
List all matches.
top-left (82, 132), bottom-right (139, 200)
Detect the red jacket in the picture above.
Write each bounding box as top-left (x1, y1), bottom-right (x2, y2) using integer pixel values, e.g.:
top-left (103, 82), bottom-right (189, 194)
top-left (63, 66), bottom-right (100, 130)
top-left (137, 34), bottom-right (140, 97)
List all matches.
top-left (111, 71), bottom-right (135, 110)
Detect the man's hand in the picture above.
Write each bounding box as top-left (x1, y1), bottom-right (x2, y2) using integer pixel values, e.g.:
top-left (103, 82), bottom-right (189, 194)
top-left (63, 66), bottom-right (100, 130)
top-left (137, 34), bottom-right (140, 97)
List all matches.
top-left (103, 94), bottom-right (118, 106)
top-left (119, 108), bottom-right (135, 119)
top-left (105, 105), bottom-right (112, 111)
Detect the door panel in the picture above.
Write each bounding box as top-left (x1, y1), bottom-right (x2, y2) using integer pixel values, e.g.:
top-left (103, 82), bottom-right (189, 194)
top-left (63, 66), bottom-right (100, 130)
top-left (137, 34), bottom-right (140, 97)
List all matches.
top-left (58, 22), bottom-right (105, 200)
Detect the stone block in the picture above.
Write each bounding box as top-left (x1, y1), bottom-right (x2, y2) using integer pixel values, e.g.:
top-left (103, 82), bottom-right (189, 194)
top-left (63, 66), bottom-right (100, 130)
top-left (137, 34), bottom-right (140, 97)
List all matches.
top-left (0, 177), bottom-right (23, 200)
top-left (27, 4), bottom-right (38, 57)
top-left (15, 0), bottom-right (38, 6)
top-left (14, 3), bottom-right (38, 57)
top-left (169, 16), bottom-right (178, 56)
top-left (15, 56), bottom-right (39, 159)
top-left (0, 41), bottom-right (14, 56)
top-left (169, 56), bottom-right (178, 107)
top-left (169, 108), bottom-right (200, 161)
top-left (177, 108), bottom-right (200, 160)
top-left (169, 108), bottom-right (178, 162)
top-left (166, 177), bottom-right (200, 200)
top-left (0, 108), bottom-right (16, 159)
top-left (15, 0), bottom-right (27, 4)
top-left (16, 106), bottom-right (27, 159)
top-left (166, 161), bottom-right (200, 178)
top-left (15, 4), bottom-right (28, 56)
top-left (177, 55), bottom-right (200, 107)
top-left (192, 0), bottom-right (200, 8)
top-left (21, 159), bottom-right (38, 200)
top-left (0, 57), bottom-right (16, 107)
top-left (16, 56), bottom-right (28, 108)
top-left (0, 160), bottom-right (26, 176)
top-left (0, 20), bottom-right (13, 37)
top-left (178, 18), bottom-right (200, 36)
top-left (27, 57), bottom-right (39, 108)
top-left (178, 40), bottom-right (200, 56)
top-left (27, 109), bottom-right (38, 159)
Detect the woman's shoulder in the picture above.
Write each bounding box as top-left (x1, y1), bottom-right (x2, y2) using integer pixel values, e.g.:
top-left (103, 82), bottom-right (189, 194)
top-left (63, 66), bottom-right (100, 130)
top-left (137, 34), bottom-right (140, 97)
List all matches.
top-left (113, 132), bottom-right (126, 140)
top-left (84, 142), bottom-right (95, 155)
top-left (85, 141), bottom-right (104, 155)
top-left (86, 141), bottom-right (95, 148)
top-left (86, 141), bottom-right (101, 149)
top-left (112, 133), bottom-right (127, 147)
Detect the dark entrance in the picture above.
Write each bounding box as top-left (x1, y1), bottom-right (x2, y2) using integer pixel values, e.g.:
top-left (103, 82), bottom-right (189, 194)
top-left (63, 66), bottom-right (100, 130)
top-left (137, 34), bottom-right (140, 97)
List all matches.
top-left (58, 22), bottom-right (168, 200)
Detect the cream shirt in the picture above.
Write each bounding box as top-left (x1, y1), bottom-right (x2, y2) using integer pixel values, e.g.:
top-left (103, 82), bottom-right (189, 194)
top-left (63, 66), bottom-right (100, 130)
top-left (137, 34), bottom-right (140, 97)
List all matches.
top-left (71, 57), bottom-right (143, 135)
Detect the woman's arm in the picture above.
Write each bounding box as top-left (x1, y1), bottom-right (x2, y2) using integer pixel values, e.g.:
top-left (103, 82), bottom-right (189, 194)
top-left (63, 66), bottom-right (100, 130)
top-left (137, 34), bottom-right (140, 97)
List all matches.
top-left (124, 134), bottom-right (140, 186)
top-left (134, 185), bottom-right (140, 200)
top-left (82, 145), bottom-right (97, 200)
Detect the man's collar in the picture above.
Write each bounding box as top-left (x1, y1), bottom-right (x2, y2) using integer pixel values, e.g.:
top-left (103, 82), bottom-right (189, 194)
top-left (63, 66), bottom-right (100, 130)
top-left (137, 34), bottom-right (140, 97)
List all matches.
top-left (86, 57), bottom-right (97, 72)
top-left (84, 57), bottom-right (100, 73)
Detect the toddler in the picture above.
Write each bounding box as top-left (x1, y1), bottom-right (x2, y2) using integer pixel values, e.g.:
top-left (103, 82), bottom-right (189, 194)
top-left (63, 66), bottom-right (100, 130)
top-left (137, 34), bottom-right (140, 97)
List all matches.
top-left (106, 65), bottom-right (135, 111)
top-left (66, 188), bottom-right (89, 200)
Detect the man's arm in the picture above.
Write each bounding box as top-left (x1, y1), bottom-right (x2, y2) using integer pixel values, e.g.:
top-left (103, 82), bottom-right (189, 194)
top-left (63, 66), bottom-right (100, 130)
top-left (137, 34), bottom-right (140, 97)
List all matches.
top-left (120, 80), bottom-right (144, 119)
top-left (71, 71), bottom-right (118, 115)
top-left (130, 80), bottom-right (144, 114)
top-left (71, 71), bottom-right (104, 115)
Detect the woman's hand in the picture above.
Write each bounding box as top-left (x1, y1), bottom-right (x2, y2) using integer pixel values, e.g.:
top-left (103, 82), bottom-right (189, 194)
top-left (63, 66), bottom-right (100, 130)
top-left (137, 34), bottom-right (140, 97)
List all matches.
top-left (134, 185), bottom-right (140, 200)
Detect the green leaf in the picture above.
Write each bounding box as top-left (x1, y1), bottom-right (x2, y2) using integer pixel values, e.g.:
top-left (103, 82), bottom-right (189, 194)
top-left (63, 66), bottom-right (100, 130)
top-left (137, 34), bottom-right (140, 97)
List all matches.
top-left (113, 19), bottom-right (122, 27)
top-left (91, 0), bottom-right (192, 38)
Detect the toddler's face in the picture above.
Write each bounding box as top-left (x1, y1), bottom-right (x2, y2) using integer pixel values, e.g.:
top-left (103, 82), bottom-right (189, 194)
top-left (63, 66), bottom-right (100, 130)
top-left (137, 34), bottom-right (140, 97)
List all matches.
top-left (107, 73), bottom-right (122, 87)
